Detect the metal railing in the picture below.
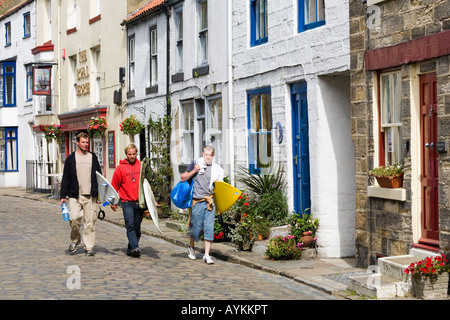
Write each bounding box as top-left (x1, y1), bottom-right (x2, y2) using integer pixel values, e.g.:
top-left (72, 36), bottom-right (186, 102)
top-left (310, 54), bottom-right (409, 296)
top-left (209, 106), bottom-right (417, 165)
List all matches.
top-left (26, 160), bottom-right (60, 198)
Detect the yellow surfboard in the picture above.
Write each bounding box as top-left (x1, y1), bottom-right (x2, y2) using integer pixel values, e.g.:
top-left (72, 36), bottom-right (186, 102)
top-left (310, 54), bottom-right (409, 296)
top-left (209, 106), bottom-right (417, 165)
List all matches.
top-left (213, 180), bottom-right (242, 213)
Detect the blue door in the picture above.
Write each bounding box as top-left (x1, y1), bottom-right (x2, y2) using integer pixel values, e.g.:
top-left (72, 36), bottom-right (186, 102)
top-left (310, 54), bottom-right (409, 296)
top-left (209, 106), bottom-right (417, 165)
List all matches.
top-left (292, 83), bottom-right (310, 214)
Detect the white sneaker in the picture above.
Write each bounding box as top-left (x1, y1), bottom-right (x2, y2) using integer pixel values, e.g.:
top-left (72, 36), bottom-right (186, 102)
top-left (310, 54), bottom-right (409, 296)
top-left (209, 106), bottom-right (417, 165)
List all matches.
top-left (203, 255), bottom-right (214, 264)
top-left (187, 246), bottom-right (196, 260)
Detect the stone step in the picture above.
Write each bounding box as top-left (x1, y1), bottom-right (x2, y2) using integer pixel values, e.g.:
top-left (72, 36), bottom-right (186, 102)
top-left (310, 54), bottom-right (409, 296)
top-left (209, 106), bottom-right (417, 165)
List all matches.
top-left (347, 273), bottom-right (411, 299)
top-left (347, 249), bottom-right (441, 299)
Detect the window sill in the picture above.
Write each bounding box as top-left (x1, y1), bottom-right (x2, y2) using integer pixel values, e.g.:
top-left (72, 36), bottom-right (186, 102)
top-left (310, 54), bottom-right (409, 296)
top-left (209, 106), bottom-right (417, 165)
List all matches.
top-left (299, 20), bottom-right (326, 33)
top-left (192, 65), bottom-right (209, 77)
top-left (89, 14), bottom-right (101, 24)
top-left (172, 72), bottom-right (184, 83)
top-left (146, 85), bottom-right (158, 95)
top-left (127, 90), bottom-right (135, 98)
top-left (367, 186), bottom-right (406, 201)
top-left (66, 27), bottom-right (77, 35)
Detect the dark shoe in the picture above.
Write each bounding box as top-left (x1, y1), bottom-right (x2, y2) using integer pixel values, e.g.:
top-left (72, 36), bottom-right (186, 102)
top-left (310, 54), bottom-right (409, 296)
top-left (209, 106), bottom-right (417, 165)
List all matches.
top-left (85, 250), bottom-right (95, 256)
top-left (68, 242), bottom-right (79, 253)
top-left (130, 248), bottom-right (141, 258)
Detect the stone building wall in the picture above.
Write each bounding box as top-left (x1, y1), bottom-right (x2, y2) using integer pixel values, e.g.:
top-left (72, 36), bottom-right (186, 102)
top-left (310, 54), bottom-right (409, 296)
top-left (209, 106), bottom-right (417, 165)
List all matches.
top-left (350, 0), bottom-right (450, 267)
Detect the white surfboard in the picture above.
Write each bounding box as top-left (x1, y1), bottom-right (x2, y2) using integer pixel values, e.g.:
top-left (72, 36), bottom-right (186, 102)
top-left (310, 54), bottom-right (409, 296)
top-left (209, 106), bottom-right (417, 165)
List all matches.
top-left (143, 179), bottom-right (163, 235)
top-left (96, 171), bottom-right (119, 207)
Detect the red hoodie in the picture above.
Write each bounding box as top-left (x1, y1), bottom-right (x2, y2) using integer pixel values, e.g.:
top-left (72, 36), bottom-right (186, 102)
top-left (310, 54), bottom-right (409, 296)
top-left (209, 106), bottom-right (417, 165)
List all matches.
top-left (111, 158), bottom-right (141, 202)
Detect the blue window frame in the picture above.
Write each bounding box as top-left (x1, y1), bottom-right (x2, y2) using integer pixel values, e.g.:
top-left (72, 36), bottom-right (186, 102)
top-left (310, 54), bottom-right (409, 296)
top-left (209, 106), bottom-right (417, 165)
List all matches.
top-left (23, 12), bottom-right (31, 38)
top-left (247, 87), bottom-right (272, 172)
top-left (250, 0), bottom-right (268, 47)
top-left (0, 127), bottom-right (18, 172)
top-left (26, 65), bottom-right (33, 101)
top-left (5, 22), bottom-right (11, 46)
top-left (0, 62), bottom-right (16, 107)
top-left (298, 0), bottom-right (325, 33)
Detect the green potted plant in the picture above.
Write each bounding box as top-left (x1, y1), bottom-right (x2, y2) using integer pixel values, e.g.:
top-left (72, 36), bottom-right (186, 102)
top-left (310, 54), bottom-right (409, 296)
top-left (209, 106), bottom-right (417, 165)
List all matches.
top-left (230, 219), bottom-right (254, 250)
top-left (404, 254), bottom-right (449, 299)
top-left (289, 210), bottom-right (319, 248)
top-left (255, 217), bottom-right (271, 240)
top-left (265, 235), bottom-right (302, 260)
top-left (369, 162), bottom-right (404, 188)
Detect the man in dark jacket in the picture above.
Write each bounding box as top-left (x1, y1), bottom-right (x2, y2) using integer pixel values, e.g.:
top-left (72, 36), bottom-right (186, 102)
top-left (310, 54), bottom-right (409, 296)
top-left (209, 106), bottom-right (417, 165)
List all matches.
top-left (60, 132), bottom-right (101, 256)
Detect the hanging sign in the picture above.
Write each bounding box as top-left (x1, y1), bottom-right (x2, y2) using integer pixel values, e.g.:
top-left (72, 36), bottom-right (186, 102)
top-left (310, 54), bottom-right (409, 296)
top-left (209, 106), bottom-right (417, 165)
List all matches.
top-left (33, 67), bottom-right (51, 95)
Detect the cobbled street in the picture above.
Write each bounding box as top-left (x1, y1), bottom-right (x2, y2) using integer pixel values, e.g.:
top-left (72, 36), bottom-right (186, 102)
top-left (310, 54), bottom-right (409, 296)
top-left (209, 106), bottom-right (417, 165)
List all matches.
top-left (0, 196), bottom-right (337, 301)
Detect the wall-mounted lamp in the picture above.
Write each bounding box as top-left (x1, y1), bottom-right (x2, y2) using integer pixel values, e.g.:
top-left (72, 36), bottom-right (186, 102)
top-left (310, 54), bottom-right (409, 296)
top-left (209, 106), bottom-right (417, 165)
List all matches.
top-left (119, 67), bottom-right (125, 83)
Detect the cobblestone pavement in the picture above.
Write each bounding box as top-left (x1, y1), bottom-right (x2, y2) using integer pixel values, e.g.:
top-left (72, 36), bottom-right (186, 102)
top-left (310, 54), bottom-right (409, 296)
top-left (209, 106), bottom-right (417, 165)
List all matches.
top-left (0, 196), bottom-right (338, 301)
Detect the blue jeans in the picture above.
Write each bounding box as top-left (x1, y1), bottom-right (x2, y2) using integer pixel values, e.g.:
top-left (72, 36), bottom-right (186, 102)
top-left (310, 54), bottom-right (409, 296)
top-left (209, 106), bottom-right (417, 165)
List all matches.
top-left (122, 202), bottom-right (144, 254)
top-left (190, 201), bottom-right (215, 242)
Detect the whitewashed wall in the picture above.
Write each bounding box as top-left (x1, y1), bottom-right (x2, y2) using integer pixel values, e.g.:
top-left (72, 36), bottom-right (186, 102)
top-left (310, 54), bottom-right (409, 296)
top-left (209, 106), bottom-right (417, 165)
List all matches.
top-left (231, 0), bottom-right (355, 258)
top-left (0, 1), bottom-right (36, 187)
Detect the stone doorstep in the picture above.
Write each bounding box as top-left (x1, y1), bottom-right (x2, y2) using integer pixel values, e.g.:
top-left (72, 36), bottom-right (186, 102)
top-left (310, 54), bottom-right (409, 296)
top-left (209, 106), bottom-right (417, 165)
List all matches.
top-left (347, 273), bottom-right (409, 299)
top-left (347, 249), bottom-right (443, 299)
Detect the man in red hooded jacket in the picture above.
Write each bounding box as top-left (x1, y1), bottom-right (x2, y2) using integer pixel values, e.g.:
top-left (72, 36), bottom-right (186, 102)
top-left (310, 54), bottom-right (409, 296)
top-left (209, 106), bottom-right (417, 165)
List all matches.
top-left (111, 144), bottom-right (143, 257)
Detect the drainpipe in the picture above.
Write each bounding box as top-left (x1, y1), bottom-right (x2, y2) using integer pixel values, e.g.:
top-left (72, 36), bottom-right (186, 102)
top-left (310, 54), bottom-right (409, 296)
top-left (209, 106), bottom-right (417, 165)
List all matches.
top-left (165, 1), bottom-right (171, 119)
top-left (227, 0), bottom-right (235, 185)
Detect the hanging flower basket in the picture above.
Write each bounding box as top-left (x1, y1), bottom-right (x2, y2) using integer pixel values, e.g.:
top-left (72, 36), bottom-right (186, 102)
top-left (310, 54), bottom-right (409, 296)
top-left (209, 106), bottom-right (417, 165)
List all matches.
top-left (39, 124), bottom-right (62, 143)
top-left (87, 116), bottom-right (108, 137)
top-left (120, 115), bottom-right (145, 136)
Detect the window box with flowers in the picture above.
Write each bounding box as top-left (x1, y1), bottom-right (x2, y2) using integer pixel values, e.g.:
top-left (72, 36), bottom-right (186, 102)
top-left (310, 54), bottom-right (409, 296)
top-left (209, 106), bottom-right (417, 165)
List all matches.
top-left (87, 116), bottom-right (108, 137)
top-left (39, 124), bottom-right (62, 144)
top-left (120, 114), bottom-right (145, 136)
top-left (404, 254), bottom-right (449, 299)
top-left (367, 162), bottom-right (406, 201)
top-left (369, 162), bottom-right (404, 189)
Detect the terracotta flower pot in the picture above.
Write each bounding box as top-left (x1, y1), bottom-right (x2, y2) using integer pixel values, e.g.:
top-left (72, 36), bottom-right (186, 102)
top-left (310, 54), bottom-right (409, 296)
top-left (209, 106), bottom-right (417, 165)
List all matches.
top-left (302, 232), bottom-right (314, 248)
top-left (375, 175), bottom-right (403, 188)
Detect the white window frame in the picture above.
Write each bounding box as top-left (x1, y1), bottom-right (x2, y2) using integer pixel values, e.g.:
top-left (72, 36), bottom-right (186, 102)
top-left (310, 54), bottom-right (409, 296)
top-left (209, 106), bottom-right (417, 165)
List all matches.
top-left (198, 0), bottom-right (208, 66)
top-left (90, 0), bottom-right (101, 17)
top-left (181, 101), bottom-right (194, 163)
top-left (92, 136), bottom-right (103, 167)
top-left (129, 35), bottom-right (135, 91)
top-left (70, 55), bottom-right (77, 109)
top-left (175, 6), bottom-right (183, 73)
top-left (380, 71), bottom-right (403, 165)
top-left (71, 0), bottom-right (77, 29)
top-left (150, 27), bottom-right (158, 86)
top-left (206, 96), bottom-right (222, 165)
top-left (92, 47), bottom-right (101, 104)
